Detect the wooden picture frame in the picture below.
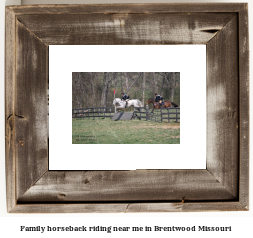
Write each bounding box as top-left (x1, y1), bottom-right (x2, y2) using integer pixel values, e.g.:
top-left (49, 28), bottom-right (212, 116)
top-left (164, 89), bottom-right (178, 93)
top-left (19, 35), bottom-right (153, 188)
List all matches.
top-left (5, 3), bottom-right (249, 213)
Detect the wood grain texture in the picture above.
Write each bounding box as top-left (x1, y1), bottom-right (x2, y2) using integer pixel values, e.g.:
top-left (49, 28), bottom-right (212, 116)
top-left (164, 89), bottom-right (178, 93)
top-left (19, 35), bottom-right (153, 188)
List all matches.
top-left (16, 13), bottom-right (236, 45)
top-left (238, 4), bottom-right (249, 208)
top-left (5, 3), bottom-right (249, 213)
top-left (15, 20), bottom-right (48, 200)
top-left (10, 202), bottom-right (247, 213)
top-left (206, 16), bottom-right (239, 198)
top-left (125, 202), bottom-right (247, 213)
top-left (5, 7), bottom-right (17, 212)
top-left (18, 170), bottom-right (236, 202)
top-left (7, 3), bottom-right (247, 15)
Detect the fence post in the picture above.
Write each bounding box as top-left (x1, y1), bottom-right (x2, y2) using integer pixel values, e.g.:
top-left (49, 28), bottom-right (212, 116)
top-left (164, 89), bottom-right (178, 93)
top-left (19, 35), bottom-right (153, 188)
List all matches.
top-left (146, 105), bottom-right (149, 121)
top-left (93, 108), bottom-right (95, 120)
top-left (176, 108), bottom-right (178, 123)
top-left (161, 109), bottom-right (163, 123)
top-left (168, 108), bottom-right (170, 123)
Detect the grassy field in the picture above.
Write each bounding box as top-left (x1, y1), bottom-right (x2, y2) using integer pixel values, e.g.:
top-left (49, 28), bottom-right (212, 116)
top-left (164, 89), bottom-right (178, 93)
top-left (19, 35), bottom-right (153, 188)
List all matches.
top-left (72, 117), bottom-right (180, 144)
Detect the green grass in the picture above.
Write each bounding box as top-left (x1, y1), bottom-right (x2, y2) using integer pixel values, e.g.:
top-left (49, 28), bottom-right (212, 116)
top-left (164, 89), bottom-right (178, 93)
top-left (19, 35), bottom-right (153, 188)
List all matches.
top-left (72, 117), bottom-right (180, 144)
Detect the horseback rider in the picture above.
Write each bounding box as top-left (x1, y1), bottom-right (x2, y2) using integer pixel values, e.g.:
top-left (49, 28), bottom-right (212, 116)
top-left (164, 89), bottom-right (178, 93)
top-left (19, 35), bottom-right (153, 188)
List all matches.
top-left (121, 93), bottom-right (130, 108)
top-left (155, 93), bottom-right (164, 107)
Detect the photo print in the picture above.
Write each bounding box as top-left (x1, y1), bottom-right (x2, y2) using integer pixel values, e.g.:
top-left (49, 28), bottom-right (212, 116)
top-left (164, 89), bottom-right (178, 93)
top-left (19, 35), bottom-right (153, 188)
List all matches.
top-left (72, 72), bottom-right (180, 144)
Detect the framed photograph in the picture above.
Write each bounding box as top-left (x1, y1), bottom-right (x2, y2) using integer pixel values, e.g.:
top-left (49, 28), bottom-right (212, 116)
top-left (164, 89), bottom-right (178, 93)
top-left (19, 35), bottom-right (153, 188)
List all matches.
top-left (5, 4), bottom-right (249, 212)
top-left (49, 45), bottom-right (206, 171)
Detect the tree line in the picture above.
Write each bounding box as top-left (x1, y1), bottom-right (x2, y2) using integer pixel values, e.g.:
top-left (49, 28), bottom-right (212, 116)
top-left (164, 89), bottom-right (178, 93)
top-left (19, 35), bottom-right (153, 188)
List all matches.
top-left (72, 72), bottom-right (180, 109)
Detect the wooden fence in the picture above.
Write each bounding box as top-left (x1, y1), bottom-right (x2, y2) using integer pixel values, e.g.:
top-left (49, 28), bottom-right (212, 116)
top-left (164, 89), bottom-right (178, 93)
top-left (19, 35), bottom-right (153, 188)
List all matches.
top-left (72, 107), bottom-right (116, 119)
top-left (73, 106), bottom-right (180, 123)
top-left (134, 107), bottom-right (180, 123)
top-left (160, 108), bottom-right (180, 123)
top-left (133, 107), bottom-right (150, 121)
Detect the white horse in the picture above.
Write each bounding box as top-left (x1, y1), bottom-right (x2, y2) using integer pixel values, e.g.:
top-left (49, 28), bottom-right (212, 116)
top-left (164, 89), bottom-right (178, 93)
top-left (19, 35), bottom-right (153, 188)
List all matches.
top-left (113, 98), bottom-right (142, 109)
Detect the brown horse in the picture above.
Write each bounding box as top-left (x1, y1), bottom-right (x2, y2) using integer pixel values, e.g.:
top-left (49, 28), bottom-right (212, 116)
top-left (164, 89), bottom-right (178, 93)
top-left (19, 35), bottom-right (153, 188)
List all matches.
top-left (146, 98), bottom-right (178, 112)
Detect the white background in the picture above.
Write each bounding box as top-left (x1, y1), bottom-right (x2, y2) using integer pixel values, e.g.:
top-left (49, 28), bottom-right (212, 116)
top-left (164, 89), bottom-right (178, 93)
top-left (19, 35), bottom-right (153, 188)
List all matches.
top-left (49, 45), bottom-right (206, 170)
top-left (1, 0), bottom-right (252, 237)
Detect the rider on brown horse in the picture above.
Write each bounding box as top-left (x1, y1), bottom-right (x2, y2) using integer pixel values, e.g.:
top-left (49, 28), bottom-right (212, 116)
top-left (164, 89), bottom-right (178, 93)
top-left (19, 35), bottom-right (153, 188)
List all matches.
top-left (155, 93), bottom-right (164, 107)
top-left (146, 98), bottom-right (178, 112)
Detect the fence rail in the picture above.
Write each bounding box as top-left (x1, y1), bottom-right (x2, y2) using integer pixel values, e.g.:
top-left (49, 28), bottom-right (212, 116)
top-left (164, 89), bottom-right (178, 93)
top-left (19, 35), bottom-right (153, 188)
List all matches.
top-left (134, 106), bottom-right (180, 123)
top-left (133, 107), bottom-right (150, 120)
top-left (73, 106), bottom-right (180, 123)
top-left (72, 107), bottom-right (116, 119)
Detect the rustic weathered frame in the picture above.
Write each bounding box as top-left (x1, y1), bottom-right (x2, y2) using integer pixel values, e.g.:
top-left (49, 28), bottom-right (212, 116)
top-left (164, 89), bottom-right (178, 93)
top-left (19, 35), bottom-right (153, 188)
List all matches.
top-left (5, 4), bottom-right (249, 213)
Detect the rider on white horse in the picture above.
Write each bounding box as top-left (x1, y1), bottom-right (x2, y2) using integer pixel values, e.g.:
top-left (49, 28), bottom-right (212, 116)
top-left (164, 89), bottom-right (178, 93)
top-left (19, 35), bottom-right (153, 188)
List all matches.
top-left (121, 92), bottom-right (130, 108)
top-left (113, 97), bottom-right (142, 110)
